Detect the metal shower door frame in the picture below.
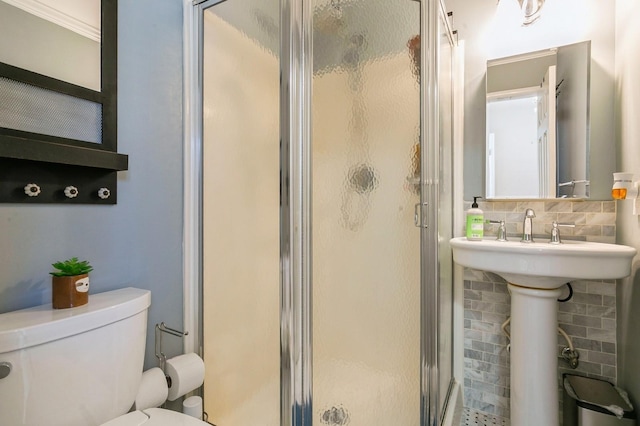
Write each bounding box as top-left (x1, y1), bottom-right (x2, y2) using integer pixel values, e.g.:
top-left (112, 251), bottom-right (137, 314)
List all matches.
top-left (420, 0), bottom-right (443, 424)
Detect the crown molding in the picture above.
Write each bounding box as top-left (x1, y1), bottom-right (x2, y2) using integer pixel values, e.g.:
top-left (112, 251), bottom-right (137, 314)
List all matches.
top-left (2, 0), bottom-right (100, 42)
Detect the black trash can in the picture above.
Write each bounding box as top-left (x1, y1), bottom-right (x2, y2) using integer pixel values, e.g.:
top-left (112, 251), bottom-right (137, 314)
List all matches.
top-left (563, 374), bottom-right (636, 426)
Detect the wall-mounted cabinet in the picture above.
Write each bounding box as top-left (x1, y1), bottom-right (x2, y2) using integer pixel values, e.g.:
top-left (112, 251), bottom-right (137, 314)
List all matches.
top-left (0, 0), bottom-right (125, 204)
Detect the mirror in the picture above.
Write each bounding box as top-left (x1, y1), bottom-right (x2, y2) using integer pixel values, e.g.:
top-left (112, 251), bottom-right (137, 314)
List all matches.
top-left (485, 41), bottom-right (591, 199)
top-left (0, 0), bottom-right (117, 151)
top-left (0, 0), bottom-right (101, 91)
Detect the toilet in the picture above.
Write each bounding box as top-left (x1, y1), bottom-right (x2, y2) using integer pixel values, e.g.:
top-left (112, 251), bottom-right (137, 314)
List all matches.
top-left (0, 287), bottom-right (208, 426)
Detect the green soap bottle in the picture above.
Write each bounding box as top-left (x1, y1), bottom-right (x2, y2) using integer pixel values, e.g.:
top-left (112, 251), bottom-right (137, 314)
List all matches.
top-left (466, 196), bottom-right (484, 241)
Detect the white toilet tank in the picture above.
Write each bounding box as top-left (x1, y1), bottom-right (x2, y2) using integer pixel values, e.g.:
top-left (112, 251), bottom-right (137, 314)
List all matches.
top-left (0, 287), bottom-right (151, 426)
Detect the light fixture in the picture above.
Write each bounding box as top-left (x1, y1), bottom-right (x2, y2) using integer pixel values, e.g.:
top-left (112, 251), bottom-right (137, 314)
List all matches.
top-left (518, 0), bottom-right (545, 25)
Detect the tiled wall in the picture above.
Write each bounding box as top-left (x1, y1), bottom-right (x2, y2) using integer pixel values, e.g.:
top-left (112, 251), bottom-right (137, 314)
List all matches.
top-left (462, 200), bottom-right (617, 420)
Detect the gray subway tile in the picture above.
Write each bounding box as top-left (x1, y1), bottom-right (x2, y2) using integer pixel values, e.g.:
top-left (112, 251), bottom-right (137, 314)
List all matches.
top-left (586, 305), bottom-right (616, 319)
top-left (484, 333), bottom-right (509, 346)
top-left (560, 302), bottom-right (587, 314)
top-left (588, 351), bottom-right (616, 366)
top-left (586, 213), bottom-right (616, 225)
top-left (470, 379), bottom-right (496, 394)
top-left (494, 283), bottom-right (509, 294)
top-left (465, 329), bottom-right (483, 341)
top-left (465, 348), bottom-right (483, 360)
top-left (602, 318), bottom-right (616, 330)
top-left (572, 201), bottom-right (603, 212)
top-left (571, 337), bottom-right (602, 352)
top-left (546, 201), bottom-right (573, 212)
top-left (483, 312), bottom-right (509, 325)
top-left (465, 310), bottom-right (483, 320)
top-left (558, 312), bottom-right (573, 324)
top-left (587, 328), bottom-right (616, 343)
top-left (574, 360), bottom-right (603, 375)
top-left (471, 301), bottom-right (495, 312)
top-left (559, 324), bottom-right (588, 338)
top-left (572, 315), bottom-right (602, 328)
top-left (494, 303), bottom-right (511, 315)
top-left (586, 281), bottom-right (616, 296)
top-left (472, 340), bottom-right (496, 353)
top-left (471, 321), bottom-right (496, 333)
top-left (483, 372), bottom-right (509, 387)
top-left (465, 289), bottom-right (482, 301)
top-left (602, 342), bottom-right (616, 354)
top-left (472, 281), bottom-right (495, 292)
top-left (572, 293), bottom-right (603, 306)
top-left (557, 212), bottom-right (586, 224)
top-left (482, 292), bottom-right (510, 304)
top-left (602, 365), bottom-right (616, 380)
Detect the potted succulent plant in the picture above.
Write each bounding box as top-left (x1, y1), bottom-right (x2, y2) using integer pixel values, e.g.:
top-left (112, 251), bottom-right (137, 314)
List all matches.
top-left (50, 257), bottom-right (93, 309)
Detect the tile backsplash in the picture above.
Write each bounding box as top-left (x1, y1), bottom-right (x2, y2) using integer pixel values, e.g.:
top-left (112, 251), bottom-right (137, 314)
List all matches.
top-left (464, 200), bottom-right (616, 244)
top-left (461, 200), bottom-right (617, 420)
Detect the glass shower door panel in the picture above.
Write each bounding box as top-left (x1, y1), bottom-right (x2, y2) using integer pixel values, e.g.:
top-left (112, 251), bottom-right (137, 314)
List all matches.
top-left (201, 1), bottom-right (280, 425)
top-left (311, 1), bottom-right (421, 424)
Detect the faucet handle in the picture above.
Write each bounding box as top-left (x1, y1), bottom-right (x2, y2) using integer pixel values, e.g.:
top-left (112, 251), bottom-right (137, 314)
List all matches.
top-left (550, 221), bottom-right (575, 244)
top-left (486, 220), bottom-right (508, 241)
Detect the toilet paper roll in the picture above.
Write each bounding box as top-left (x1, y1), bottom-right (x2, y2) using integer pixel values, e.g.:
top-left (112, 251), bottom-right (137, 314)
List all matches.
top-left (183, 395), bottom-right (203, 419)
top-left (166, 353), bottom-right (205, 401)
top-left (135, 367), bottom-right (169, 410)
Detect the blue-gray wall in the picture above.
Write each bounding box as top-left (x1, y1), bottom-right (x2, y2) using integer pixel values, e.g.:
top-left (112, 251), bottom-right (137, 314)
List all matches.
top-left (0, 0), bottom-right (184, 368)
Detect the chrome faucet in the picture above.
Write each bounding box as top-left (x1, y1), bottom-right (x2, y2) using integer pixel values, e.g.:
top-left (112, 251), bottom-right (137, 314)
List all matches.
top-left (549, 221), bottom-right (575, 244)
top-left (521, 208), bottom-right (536, 243)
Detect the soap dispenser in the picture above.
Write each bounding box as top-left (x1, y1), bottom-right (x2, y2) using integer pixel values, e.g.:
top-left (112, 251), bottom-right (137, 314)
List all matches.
top-left (466, 196), bottom-right (484, 241)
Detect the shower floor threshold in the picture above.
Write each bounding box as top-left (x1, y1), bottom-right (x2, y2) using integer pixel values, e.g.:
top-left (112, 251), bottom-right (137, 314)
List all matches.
top-left (461, 408), bottom-right (510, 426)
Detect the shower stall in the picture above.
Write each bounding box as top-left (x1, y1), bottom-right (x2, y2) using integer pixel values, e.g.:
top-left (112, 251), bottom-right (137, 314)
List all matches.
top-left (185, 0), bottom-right (457, 424)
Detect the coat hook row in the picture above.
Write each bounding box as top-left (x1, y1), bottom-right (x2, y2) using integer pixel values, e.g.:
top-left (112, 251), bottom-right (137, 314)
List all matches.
top-left (22, 183), bottom-right (111, 199)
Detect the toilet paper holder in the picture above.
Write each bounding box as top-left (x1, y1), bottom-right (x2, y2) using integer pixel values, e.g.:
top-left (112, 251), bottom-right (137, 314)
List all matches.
top-left (155, 322), bottom-right (189, 374)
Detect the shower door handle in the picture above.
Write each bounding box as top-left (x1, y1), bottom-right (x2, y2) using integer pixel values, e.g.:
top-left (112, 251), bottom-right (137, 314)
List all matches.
top-left (414, 202), bottom-right (428, 228)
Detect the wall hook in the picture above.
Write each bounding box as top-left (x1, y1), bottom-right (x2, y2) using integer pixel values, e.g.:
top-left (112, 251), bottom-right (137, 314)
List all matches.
top-left (98, 187), bottom-right (111, 199)
top-left (24, 183), bottom-right (41, 197)
top-left (64, 186), bottom-right (79, 198)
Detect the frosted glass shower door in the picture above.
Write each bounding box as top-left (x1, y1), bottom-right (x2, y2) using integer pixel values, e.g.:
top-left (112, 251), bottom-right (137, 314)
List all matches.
top-left (311, 1), bottom-right (422, 424)
top-left (201, 1), bottom-right (280, 425)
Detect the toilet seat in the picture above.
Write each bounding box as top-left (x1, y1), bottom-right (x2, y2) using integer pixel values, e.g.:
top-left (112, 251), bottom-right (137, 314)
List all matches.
top-left (101, 408), bottom-right (209, 426)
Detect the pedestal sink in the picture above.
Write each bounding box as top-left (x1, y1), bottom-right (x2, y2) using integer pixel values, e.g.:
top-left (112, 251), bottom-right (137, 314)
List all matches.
top-left (450, 237), bottom-right (636, 426)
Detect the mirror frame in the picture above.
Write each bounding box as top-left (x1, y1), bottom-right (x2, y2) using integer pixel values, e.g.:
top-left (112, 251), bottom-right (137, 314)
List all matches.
top-left (0, 0), bottom-right (127, 203)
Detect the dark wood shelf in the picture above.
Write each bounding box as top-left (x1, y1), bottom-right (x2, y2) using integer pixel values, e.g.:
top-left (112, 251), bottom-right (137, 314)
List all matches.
top-left (0, 136), bottom-right (128, 171)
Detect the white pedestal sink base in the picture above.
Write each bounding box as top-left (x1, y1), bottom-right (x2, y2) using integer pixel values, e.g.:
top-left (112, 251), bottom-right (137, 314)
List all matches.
top-left (509, 283), bottom-right (563, 426)
top-left (449, 237), bottom-right (636, 426)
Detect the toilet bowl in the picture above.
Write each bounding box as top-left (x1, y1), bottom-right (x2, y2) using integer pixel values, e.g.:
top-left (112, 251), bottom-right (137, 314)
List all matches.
top-left (0, 287), bottom-right (208, 426)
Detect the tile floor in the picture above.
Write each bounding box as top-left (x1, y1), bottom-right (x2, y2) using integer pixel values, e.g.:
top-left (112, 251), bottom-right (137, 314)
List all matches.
top-left (460, 408), bottom-right (510, 426)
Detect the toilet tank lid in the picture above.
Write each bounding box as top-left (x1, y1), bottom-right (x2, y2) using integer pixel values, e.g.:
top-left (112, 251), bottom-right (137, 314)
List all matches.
top-left (0, 287), bottom-right (151, 354)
